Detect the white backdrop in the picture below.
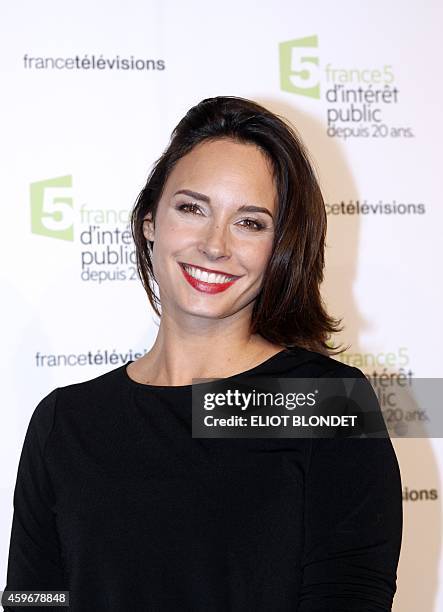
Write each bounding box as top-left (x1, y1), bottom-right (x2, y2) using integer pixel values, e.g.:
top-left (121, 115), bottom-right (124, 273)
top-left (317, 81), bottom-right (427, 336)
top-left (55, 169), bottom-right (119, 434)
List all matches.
top-left (1, 1), bottom-right (442, 610)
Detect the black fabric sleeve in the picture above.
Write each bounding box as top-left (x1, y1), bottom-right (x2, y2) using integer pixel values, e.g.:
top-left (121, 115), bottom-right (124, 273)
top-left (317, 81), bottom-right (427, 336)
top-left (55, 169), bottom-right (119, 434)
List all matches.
top-left (297, 369), bottom-right (403, 612)
top-left (2, 389), bottom-right (67, 611)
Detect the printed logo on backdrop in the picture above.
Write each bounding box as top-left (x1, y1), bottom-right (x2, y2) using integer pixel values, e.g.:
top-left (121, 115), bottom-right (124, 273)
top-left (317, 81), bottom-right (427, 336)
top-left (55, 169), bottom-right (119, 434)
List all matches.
top-left (279, 35), bottom-right (426, 217)
top-left (402, 487), bottom-right (438, 502)
top-left (30, 175), bottom-right (136, 283)
top-left (279, 35), bottom-right (414, 141)
top-left (23, 54), bottom-right (165, 71)
top-left (334, 344), bottom-right (415, 438)
top-left (333, 344), bottom-right (435, 442)
top-left (333, 343), bottom-right (439, 502)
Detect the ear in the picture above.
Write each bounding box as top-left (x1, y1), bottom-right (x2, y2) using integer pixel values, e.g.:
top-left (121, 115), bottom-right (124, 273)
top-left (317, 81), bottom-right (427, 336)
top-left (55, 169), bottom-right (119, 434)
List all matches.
top-left (142, 212), bottom-right (155, 243)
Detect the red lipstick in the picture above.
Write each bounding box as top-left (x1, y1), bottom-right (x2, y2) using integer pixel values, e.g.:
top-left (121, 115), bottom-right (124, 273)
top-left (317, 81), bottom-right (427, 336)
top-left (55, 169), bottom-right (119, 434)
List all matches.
top-left (179, 263), bottom-right (240, 294)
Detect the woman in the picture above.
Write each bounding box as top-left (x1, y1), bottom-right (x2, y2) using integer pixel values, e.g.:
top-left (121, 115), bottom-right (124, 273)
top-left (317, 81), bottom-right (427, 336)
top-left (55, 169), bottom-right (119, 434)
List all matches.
top-left (4, 96), bottom-right (403, 611)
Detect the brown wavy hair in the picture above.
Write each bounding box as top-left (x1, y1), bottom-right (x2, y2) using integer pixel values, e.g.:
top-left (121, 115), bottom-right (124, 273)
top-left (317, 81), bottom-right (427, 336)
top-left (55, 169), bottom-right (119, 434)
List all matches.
top-left (130, 96), bottom-right (343, 355)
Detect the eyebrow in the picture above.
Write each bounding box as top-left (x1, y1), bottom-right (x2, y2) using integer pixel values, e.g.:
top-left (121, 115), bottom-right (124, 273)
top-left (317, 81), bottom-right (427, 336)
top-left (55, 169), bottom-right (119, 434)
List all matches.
top-left (173, 189), bottom-right (274, 219)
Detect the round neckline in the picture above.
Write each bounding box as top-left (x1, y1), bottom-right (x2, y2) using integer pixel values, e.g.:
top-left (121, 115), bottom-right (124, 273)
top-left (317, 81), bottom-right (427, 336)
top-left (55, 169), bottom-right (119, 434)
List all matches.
top-left (122, 348), bottom-right (292, 391)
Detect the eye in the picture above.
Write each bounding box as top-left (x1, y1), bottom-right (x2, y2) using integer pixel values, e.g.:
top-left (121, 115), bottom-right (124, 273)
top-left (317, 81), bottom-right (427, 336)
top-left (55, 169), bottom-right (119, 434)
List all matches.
top-left (176, 203), bottom-right (266, 231)
top-left (237, 218), bottom-right (266, 231)
top-left (176, 202), bottom-right (202, 215)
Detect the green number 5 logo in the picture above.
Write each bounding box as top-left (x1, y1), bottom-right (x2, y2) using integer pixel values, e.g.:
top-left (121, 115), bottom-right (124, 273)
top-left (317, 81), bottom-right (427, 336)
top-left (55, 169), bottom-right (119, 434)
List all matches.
top-left (279, 35), bottom-right (320, 99)
top-left (30, 175), bottom-right (74, 241)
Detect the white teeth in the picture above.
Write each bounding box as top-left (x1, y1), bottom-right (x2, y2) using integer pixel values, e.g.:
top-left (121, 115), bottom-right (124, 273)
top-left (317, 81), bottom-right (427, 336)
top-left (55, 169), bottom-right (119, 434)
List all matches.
top-left (183, 265), bottom-right (235, 284)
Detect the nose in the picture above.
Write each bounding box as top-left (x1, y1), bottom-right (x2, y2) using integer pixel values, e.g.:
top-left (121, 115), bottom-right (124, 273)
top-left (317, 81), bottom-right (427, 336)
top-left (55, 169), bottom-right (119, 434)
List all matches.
top-left (197, 221), bottom-right (231, 261)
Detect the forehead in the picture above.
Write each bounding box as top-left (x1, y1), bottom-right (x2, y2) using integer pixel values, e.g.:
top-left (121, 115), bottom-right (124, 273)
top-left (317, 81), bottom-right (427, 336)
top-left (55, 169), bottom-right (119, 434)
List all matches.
top-left (165, 138), bottom-right (277, 203)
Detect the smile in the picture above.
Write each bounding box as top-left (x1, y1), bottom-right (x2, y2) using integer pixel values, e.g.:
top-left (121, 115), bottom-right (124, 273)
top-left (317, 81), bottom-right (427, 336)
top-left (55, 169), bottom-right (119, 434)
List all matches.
top-left (178, 262), bottom-right (242, 294)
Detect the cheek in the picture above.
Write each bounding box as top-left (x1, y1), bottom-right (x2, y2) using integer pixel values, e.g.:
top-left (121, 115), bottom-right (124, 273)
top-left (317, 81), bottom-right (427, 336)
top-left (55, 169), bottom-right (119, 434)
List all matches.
top-left (237, 236), bottom-right (274, 273)
top-left (156, 221), bottom-right (193, 252)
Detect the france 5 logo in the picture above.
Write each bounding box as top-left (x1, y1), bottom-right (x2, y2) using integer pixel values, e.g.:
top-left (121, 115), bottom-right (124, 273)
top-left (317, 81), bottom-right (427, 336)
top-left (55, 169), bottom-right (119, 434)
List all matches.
top-left (30, 175), bottom-right (74, 241)
top-left (279, 35), bottom-right (320, 99)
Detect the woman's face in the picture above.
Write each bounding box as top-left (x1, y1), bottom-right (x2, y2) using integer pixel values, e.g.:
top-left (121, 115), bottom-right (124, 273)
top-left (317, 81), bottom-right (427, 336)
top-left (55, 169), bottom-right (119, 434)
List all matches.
top-left (143, 138), bottom-right (278, 322)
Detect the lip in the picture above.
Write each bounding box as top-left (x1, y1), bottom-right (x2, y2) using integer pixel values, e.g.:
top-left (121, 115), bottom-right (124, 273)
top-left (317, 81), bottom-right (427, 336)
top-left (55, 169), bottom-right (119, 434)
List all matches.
top-left (178, 262), bottom-right (241, 294)
top-left (178, 262), bottom-right (242, 278)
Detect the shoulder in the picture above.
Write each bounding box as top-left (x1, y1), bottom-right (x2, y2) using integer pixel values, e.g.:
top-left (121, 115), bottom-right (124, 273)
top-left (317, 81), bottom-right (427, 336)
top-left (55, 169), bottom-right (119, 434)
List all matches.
top-left (24, 388), bottom-right (59, 452)
top-left (29, 362), bottom-right (129, 434)
top-left (281, 345), bottom-right (367, 379)
top-left (56, 360), bottom-right (128, 397)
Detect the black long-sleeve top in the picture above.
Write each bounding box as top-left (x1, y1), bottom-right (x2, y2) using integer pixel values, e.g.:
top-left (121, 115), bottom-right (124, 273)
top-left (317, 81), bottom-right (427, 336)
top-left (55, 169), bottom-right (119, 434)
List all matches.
top-left (3, 347), bottom-right (403, 611)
